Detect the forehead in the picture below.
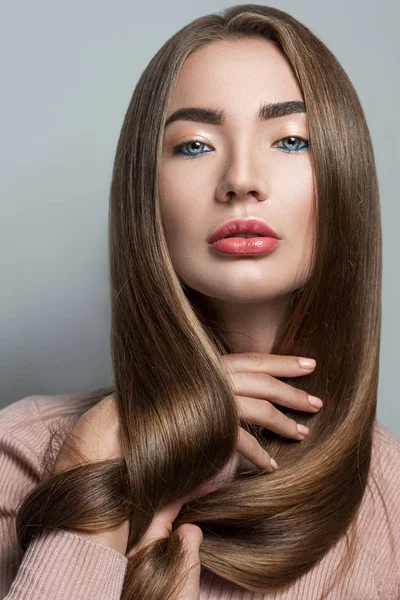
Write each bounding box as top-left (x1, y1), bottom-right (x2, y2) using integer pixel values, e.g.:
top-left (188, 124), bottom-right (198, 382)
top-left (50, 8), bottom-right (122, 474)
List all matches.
top-left (167, 39), bottom-right (304, 117)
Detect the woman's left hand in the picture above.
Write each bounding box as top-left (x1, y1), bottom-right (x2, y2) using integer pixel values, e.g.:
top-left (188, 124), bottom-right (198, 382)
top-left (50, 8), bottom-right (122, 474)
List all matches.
top-left (219, 351), bottom-right (321, 471)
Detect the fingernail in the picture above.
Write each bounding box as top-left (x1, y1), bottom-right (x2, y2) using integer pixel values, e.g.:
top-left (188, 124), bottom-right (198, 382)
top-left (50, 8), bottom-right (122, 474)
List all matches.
top-left (308, 395), bottom-right (323, 408)
top-left (271, 458), bottom-right (278, 470)
top-left (297, 424), bottom-right (310, 436)
top-left (298, 358), bottom-right (316, 369)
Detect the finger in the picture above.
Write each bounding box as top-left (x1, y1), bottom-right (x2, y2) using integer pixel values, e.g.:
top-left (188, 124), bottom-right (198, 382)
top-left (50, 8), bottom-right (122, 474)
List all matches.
top-left (130, 498), bottom-right (205, 597)
top-left (237, 395), bottom-right (308, 440)
top-left (176, 525), bottom-right (203, 599)
top-left (220, 352), bottom-right (316, 378)
top-left (134, 484), bottom-right (212, 553)
top-left (237, 426), bottom-right (277, 472)
top-left (175, 524), bottom-right (203, 600)
top-left (227, 371), bottom-right (322, 414)
top-left (139, 496), bottom-right (187, 547)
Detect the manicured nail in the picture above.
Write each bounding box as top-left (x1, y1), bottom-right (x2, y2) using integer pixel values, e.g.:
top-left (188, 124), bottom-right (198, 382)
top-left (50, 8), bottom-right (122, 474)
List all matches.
top-left (308, 395), bottom-right (323, 408)
top-left (297, 424), bottom-right (310, 436)
top-left (298, 358), bottom-right (316, 369)
top-left (271, 458), bottom-right (278, 470)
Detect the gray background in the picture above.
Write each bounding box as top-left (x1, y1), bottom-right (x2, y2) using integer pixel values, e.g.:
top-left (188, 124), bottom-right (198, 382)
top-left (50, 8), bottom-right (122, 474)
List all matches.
top-left (1, 1), bottom-right (399, 437)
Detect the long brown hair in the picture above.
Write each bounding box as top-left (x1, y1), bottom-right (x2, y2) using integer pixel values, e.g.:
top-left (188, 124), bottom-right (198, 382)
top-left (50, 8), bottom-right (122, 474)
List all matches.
top-left (15, 4), bottom-right (390, 599)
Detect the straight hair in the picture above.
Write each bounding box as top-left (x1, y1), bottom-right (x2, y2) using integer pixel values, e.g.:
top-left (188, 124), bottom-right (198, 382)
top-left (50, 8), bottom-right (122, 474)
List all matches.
top-left (14, 5), bottom-right (392, 599)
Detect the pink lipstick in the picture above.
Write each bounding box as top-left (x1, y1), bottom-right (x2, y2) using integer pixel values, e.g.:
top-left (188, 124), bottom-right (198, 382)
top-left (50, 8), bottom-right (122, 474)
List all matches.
top-left (209, 217), bottom-right (281, 256)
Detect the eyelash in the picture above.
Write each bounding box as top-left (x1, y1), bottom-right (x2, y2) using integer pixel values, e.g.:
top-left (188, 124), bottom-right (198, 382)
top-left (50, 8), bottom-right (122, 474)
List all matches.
top-left (172, 136), bottom-right (309, 158)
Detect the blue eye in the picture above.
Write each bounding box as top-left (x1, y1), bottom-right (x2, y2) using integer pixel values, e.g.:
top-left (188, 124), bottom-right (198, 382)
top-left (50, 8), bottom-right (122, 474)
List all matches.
top-left (171, 136), bottom-right (309, 158)
top-left (172, 140), bottom-right (212, 158)
top-left (277, 136), bottom-right (309, 152)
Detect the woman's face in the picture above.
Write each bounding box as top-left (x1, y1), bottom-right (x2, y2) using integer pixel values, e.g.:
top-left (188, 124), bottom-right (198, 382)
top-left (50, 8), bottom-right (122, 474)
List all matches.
top-left (159, 38), bottom-right (314, 306)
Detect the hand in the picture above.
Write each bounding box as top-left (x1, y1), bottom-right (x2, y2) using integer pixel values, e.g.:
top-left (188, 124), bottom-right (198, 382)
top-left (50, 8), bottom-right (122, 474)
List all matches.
top-left (51, 395), bottom-right (237, 597)
top-left (51, 352), bottom-right (321, 590)
top-left (126, 475), bottom-right (227, 600)
top-left (219, 352), bottom-right (323, 471)
top-left (52, 394), bottom-right (230, 568)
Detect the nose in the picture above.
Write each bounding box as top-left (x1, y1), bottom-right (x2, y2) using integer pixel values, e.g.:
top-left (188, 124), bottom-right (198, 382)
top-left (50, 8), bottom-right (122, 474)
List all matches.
top-left (215, 150), bottom-right (270, 205)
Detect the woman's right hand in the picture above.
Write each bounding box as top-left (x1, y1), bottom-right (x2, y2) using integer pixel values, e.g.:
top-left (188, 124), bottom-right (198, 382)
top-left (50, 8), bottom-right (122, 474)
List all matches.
top-left (126, 474), bottom-right (228, 599)
top-left (219, 352), bottom-right (323, 472)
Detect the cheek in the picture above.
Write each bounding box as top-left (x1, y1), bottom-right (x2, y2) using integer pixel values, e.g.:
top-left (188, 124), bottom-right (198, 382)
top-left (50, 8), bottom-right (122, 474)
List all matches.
top-left (286, 192), bottom-right (313, 226)
top-left (277, 161), bottom-right (314, 226)
top-left (158, 170), bottom-right (184, 238)
top-left (158, 169), bottom-right (208, 242)
top-left (295, 171), bottom-right (315, 233)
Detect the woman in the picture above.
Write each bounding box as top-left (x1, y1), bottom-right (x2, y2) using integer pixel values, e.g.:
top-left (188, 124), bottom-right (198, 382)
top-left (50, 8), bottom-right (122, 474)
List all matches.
top-left (1, 4), bottom-right (399, 599)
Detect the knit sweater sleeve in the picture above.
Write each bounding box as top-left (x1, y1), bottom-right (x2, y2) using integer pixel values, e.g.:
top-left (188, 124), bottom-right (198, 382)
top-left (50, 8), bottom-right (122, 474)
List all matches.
top-left (0, 396), bottom-right (128, 600)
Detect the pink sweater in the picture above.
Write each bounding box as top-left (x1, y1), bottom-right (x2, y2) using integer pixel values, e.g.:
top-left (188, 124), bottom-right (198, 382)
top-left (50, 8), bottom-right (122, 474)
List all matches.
top-left (0, 390), bottom-right (399, 599)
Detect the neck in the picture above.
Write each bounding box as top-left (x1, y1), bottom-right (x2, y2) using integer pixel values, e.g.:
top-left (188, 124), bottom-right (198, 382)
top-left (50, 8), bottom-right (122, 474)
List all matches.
top-left (207, 293), bottom-right (292, 355)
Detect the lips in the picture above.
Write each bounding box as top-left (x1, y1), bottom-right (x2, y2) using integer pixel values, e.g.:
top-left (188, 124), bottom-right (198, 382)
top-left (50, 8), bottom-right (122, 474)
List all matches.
top-left (209, 218), bottom-right (280, 243)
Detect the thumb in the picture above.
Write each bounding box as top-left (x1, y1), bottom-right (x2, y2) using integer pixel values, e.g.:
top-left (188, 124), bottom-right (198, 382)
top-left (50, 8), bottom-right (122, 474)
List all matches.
top-left (175, 524), bottom-right (204, 600)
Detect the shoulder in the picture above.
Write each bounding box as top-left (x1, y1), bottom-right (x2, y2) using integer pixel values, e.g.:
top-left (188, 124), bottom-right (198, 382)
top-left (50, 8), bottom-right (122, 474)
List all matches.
top-left (0, 387), bottom-right (115, 479)
top-left (361, 420), bottom-right (400, 597)
top-left (373, 419), bottom-right (400, 454)
top-left (0, 386), bottom-right (116, 429)
top-left (371, 420), bottom-right (400, 489)
top-left (369, 420), bottom-right (400, 514)
top-left (368, 420), bottom-right (400, 543)
top-left (0, 389), bottom-right (126, 598)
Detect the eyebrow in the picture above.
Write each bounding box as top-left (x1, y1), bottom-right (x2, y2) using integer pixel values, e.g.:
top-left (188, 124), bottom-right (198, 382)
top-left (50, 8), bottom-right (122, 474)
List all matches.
top-left (164, 100), bottom-right (306, 129)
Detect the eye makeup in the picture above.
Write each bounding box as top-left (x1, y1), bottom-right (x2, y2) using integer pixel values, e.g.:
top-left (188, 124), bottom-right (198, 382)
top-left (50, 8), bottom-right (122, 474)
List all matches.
top-left (170, 135), bottom-right (309, 158)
